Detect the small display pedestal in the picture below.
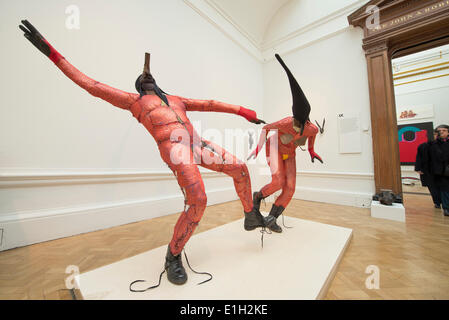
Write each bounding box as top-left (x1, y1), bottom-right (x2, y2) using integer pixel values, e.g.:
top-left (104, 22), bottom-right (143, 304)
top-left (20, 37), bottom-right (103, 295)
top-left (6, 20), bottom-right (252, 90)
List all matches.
top-left (371, 200), bottom-right (405, 222)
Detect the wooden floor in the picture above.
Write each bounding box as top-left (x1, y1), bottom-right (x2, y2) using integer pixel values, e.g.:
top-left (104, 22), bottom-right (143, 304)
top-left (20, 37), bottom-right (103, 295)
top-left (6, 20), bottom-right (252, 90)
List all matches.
top-left (1, 190), bottom-right (448, 300)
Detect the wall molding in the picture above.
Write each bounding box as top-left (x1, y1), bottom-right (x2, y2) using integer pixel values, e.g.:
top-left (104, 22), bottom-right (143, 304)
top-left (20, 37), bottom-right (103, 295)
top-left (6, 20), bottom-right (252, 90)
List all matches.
top-left (394, 83), bottom-right (449, 96)
top-left (183, 0), bottom-right (367, 63)
top-left (297, 170), bottom-right (375, 180)
top-left (261, 0), bottom-right (367, 51)
top-left (292, 170), bottom-right (374, 208)
top-left (294, 186), bottom-right (373, 208)
top-left (262, 26), bottom-right (352, 62)
top-left (182, 0), bottom-right (263, 61)
top-left (0, 186), bottom-right (238, 251)
top-left (0, 169), bottom-right (226, 188)
top-left (205, 0), bottom-right (261, 49)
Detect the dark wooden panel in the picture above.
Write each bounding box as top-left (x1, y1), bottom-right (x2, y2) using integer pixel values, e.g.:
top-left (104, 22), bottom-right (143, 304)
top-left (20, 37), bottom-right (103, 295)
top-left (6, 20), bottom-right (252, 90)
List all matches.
top-left (366, 50), bottom-right (402, 195)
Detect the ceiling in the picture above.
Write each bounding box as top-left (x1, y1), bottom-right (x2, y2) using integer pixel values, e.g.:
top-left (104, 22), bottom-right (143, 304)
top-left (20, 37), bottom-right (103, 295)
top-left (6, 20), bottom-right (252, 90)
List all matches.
top-left (207, 0), bottom-right (290, 47)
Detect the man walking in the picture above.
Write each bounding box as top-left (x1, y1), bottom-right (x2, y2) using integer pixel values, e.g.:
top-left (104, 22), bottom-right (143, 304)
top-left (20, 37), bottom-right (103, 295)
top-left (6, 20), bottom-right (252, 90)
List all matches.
top-left (415, 129), bottom-right (441, 208)
top-left (429, 125), bottom-right (449, 216)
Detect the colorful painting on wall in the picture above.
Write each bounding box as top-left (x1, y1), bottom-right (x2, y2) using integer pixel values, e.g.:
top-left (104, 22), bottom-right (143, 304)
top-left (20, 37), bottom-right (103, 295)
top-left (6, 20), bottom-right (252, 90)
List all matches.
top-left (398, 121), bottom-right (434, 165)
top-left (397, 104), bottom-right (434, 122)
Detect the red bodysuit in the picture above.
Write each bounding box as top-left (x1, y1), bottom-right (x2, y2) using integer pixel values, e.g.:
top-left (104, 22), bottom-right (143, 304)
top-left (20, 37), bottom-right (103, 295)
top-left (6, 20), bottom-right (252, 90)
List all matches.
top-left (251, 117), bottom-right (321, 208)
top-left (53, 57), bottom-right (257, 256)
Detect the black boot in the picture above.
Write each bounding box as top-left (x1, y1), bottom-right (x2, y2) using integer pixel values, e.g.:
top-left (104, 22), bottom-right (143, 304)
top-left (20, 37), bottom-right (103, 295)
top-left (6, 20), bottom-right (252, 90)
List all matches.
top-left (264, 205), bottom-right (285, 233)
top-left (244, 207), bottom-right (265, 231)
top-left (165, 246), bottom-right (187, 285)
top-left (444, 209), bottom-right (449, 217)
top-left (253, 191), bottom-right (266, 211)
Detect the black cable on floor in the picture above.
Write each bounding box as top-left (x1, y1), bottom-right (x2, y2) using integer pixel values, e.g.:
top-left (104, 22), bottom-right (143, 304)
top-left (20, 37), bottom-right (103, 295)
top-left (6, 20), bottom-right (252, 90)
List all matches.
top-left (281, 214), bottom-right (293, 229)
top-left (129, 269), bottom-right (165, 292)
top-left (183, 249), bottom-right (213, 285)
top-left (129, 248), bottom-right (213, 292)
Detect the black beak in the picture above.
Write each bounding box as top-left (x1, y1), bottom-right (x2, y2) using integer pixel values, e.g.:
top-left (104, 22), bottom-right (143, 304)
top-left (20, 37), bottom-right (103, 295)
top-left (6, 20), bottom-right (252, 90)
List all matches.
top-left (135, 52), bottom-right (169, 105)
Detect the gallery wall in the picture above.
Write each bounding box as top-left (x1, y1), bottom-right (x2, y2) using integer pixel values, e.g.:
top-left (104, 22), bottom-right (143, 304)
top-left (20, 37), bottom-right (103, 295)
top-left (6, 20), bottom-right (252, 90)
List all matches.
top-left (0, 0), bottom-right (375, 251)
top-left (0, 0), bottom-right (264, 250)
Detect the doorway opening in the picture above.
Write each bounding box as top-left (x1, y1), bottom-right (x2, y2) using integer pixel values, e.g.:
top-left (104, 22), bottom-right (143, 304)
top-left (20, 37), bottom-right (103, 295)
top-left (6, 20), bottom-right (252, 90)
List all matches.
top-left (392, 44), bottom-right (449, 207)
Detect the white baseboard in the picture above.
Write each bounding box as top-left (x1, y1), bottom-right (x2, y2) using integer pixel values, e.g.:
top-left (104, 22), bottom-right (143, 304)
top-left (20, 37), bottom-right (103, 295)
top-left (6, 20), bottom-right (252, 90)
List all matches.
top-left (293, 186), bottom-right (372, 208)
top-left (0, 187), bottom-right (237, 252)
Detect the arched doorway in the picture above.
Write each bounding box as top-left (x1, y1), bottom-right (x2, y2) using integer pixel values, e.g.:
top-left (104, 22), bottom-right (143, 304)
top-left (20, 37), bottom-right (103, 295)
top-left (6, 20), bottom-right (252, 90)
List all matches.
top-left (348, 0), bottom-right (449, 202)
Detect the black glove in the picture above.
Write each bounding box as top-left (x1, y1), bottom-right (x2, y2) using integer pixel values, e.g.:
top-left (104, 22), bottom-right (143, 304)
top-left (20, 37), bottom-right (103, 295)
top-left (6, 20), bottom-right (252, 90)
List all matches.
top-left (19, 20), bottom-right (52, 57)
top-left (250, 118), bottom-right (266, 125)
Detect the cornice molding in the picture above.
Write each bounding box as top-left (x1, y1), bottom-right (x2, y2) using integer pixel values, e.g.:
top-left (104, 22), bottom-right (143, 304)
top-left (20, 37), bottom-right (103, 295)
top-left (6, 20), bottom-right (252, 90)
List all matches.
top-left (184, 0), bottom-right (368, 62)
top-left (205, 0), bottom-right (261, 49)
top-left (262, 0), bottom-right (368, 51)
top-left (182, 0), bottom-right (263, 61)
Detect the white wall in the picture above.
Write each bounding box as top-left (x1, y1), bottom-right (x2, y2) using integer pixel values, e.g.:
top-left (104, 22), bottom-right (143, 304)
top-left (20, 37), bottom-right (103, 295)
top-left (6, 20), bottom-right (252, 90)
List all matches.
top-left (0, 0), bottom-right (376, 251)
top-left (0, 0), bottom-right (264, 251)
top-left (394, 45), bottom-right (449, 128)
top-left (264, 0), bottom-right (363, 45)
top-left (396, 86), bottom-right (449, 129)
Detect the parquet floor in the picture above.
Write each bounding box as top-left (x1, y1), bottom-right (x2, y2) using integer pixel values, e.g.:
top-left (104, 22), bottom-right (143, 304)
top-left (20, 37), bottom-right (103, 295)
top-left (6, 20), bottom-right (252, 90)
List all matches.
top-left (0, 189), bottom-right (448, 300)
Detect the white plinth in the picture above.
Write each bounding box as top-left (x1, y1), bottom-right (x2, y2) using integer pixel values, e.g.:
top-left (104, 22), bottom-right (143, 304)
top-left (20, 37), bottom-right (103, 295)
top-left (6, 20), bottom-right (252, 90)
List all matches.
top-left (371, 200), bottom-right (406, 222)
top-left (75, 216), bottom-right (352, 300)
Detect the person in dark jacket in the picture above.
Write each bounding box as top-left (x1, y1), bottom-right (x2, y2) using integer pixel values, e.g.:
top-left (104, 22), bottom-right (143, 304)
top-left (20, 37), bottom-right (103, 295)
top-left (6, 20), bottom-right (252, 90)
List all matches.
top-left (415, 129), bottom-right (441, 208)
top-left (429, 125), bottom-right (449, 216)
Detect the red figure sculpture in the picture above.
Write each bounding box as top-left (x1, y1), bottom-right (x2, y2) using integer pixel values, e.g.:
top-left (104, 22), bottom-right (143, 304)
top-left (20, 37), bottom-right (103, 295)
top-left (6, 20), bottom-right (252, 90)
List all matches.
top-left (19, 20), bottom-right (266, 285)
top-left (249, 54), bottom-right (323, 233)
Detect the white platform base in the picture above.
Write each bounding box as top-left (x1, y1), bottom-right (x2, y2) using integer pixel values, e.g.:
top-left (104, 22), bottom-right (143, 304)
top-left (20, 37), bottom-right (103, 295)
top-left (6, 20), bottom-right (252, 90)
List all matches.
top-left (76, 216), bottom-right (352, 300)
top-left (370, 200), bottom-right (406, 222)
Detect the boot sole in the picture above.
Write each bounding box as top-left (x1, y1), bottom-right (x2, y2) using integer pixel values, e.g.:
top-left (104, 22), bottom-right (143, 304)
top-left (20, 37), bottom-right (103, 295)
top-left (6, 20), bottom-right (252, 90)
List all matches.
top-left (244, 224), bottom-right (264, 231)
top-left (165, 269), bottom-right (188, 285)
top-left (167, 277), bottom-right (188, 285)
top-left (265, 220), bottom-right (282, 233)
top-left (267, 227), bottom-right (282, 233)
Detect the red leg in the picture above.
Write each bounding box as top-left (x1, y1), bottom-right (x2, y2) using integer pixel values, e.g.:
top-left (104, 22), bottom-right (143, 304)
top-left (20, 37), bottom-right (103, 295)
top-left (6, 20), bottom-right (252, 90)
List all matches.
top-left (274, 156), bottom-right (296, 208)
top-left (159, 140), bottom-right (207, 256)
top-left (260, 141), bottom-right (286, 199)
top-left (196, 139), bottom-right (253, 213)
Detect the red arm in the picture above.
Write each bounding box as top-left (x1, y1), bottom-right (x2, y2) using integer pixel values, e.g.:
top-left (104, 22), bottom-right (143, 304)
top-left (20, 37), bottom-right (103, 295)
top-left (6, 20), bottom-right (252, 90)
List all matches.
top-left (19, 20), bottom-right (138, 110)
top-left (55, 59), bottom-right (139, 110)
top-left (248, 122), bottom-right (280, 160)
top-left (174, 96), bottom-right (263, 123)
top-left (307, 126), bottom-right (323, 163)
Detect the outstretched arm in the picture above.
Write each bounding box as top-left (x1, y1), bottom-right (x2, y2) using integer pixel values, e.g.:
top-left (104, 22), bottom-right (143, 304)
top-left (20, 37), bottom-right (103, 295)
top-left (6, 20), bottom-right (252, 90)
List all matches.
top-left (174, 96), bottom-right (265, 124)
top-left (247, 122), bottom-right (279, 160)
top-left (19, 20), bottom-right (138, 110)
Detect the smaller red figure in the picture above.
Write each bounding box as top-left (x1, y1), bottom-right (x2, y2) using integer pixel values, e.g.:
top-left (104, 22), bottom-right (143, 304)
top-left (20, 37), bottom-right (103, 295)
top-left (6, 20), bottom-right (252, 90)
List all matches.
top-left (248, 54), bottom-right (323, 233)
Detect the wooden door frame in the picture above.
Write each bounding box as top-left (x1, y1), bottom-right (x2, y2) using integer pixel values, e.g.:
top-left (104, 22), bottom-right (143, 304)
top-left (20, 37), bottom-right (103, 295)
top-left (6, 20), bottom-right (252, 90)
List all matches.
top-left (348, 0), bottom-right (449, 202)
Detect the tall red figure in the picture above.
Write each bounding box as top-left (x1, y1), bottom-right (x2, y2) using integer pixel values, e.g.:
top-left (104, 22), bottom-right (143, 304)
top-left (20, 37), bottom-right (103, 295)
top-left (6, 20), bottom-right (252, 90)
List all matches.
top-left (19, 20), bottom-right (266, 285)
top-left (249, 54), bottom-right (323, 233)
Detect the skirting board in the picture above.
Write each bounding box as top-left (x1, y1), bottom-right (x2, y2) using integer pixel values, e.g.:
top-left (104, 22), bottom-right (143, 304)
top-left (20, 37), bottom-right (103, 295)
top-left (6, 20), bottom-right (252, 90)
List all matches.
top-left (75, 216), bottom-right (353, 300)
top-left (294, 186), bottom-right (373, 208)
top-left (0, 188), bottom-right (237, 252)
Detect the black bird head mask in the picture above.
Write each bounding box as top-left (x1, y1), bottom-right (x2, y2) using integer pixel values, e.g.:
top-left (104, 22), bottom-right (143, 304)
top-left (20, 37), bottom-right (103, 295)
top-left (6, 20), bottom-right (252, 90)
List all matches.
top-left (135, 52), bottom-right (169, 105)
top-left (275, 53), bottom-right (311, 135)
